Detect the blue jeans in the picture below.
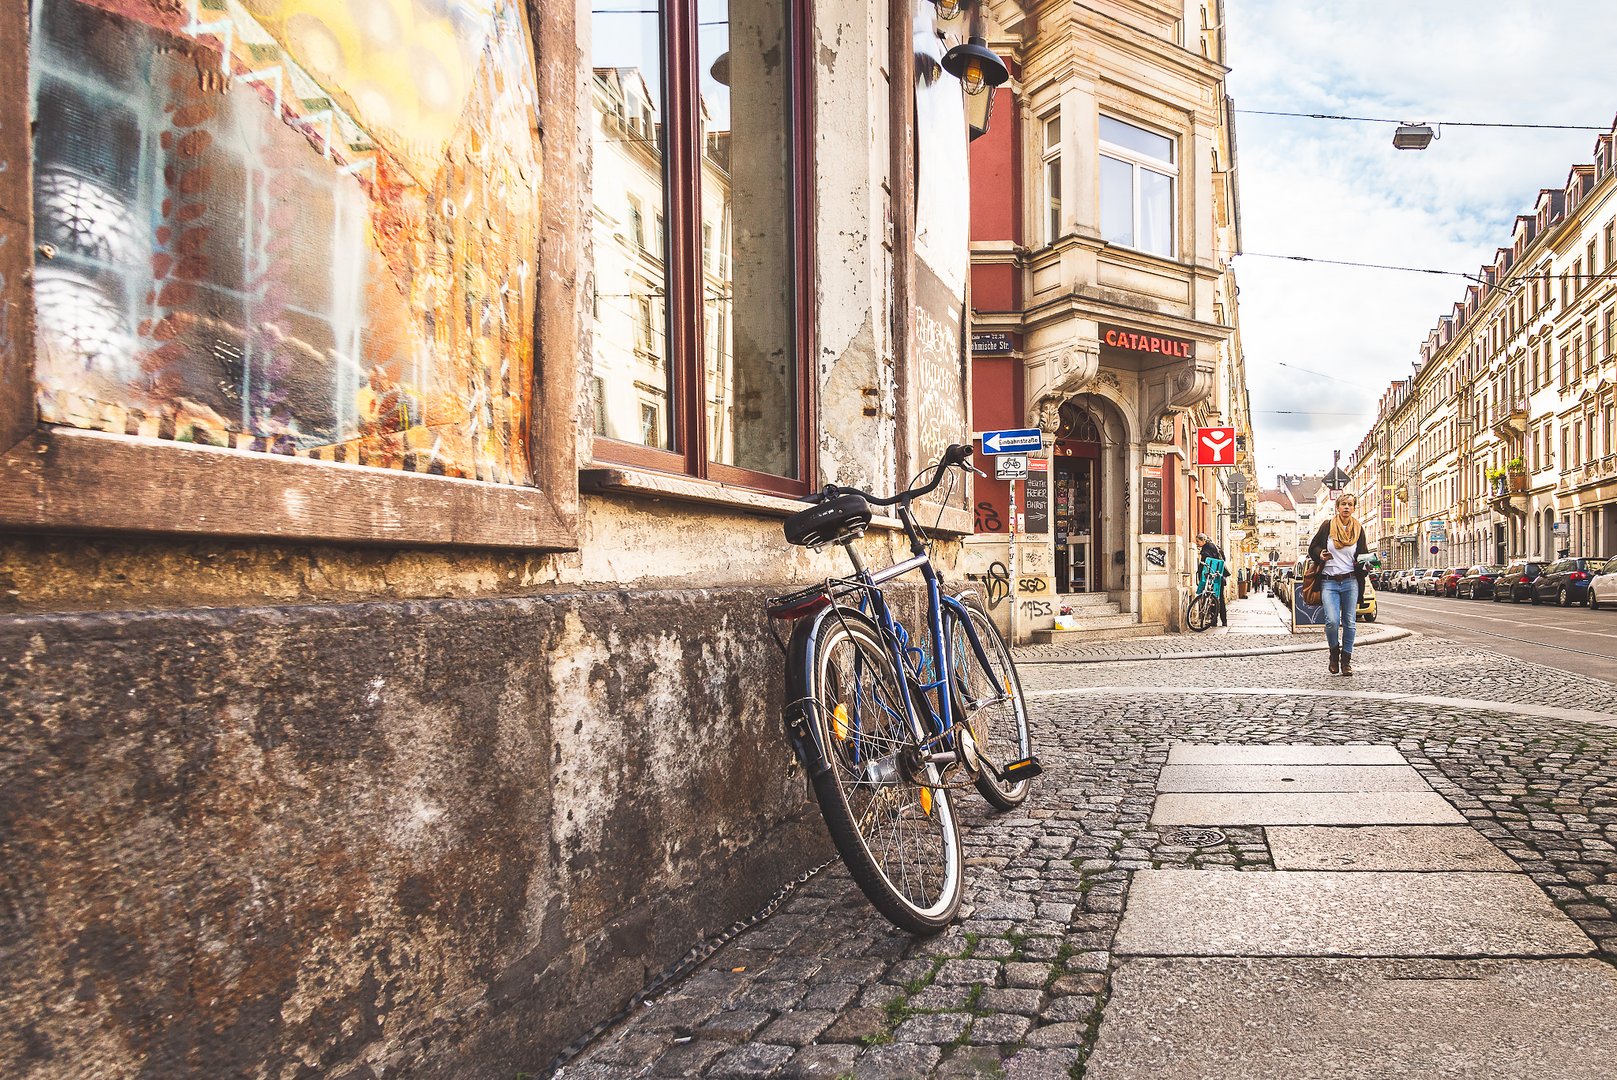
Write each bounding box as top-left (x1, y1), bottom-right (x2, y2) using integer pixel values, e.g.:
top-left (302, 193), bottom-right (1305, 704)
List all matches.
top-left (1321, 577), bottom-right (1358, 654)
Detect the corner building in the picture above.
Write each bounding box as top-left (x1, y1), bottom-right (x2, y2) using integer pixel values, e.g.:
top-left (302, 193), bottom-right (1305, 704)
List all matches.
top-left (965, 0), bottom-right (1249, 642)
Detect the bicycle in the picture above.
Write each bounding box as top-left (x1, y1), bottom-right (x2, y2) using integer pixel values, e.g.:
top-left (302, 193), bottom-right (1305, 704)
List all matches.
top-left (1185, 556), bottom-right (1225, 632)
top-left (765, 444), bottom-right (1040, 934)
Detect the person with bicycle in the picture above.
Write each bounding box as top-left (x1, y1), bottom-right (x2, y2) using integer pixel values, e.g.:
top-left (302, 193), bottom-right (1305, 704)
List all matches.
top-left (1195, 532), bottom-right (1229, 627)
top-left (1306, 493), bottom-right (1370, 676)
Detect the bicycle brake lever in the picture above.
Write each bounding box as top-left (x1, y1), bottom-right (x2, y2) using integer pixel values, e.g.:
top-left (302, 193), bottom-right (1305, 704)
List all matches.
top-left (968, 465), bottom-right (987, 478)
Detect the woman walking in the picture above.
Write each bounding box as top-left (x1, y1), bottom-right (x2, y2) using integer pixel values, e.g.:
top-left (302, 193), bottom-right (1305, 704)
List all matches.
top-left (1307, 494), bottom-right (1370, 675)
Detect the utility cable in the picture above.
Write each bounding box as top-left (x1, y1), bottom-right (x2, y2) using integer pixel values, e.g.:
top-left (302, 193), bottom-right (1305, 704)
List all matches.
top-left (1237, 109), bottom-right (1607, 132)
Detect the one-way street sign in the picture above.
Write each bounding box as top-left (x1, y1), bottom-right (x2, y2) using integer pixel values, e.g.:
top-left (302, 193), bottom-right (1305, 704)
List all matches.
top-left (981, 428), bottom-right (1041, 454)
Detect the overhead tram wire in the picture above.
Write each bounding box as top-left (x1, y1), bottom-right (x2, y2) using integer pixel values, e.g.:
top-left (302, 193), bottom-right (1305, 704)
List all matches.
top-left (1235, 109), bottom-right (1607, 132)
top-left (1236, 251), bottom-right (1617, 287)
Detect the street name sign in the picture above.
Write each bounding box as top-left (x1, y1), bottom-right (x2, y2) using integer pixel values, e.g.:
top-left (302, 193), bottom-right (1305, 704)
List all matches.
top-left (982, 428), bottom-right (1041, 454)
top-left (995, 454), bottom-right (1029, 480)
top-left (1194, 426), bottom-right (1236, 467)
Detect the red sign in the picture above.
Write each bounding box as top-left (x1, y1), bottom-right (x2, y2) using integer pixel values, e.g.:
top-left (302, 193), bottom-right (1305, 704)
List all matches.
top-left (1101, 325), bottom-right (1195, 359)
top-left (1195, 426), bottom-right (1237, 467)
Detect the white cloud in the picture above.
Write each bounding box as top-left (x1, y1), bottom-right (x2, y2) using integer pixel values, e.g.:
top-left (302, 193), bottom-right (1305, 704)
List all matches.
top-left (1226, 0), bottom-right (1617, 483)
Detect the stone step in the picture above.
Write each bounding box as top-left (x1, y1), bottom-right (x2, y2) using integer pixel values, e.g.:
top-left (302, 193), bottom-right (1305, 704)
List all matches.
top-left (1060, 592), bottom-right (1119, 607)
top-left (1029, 621), bottom-right (1167, 644)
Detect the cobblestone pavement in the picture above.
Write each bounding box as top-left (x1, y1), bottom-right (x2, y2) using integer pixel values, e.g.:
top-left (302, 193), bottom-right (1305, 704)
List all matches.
top-left (1012, 626), bottom-right (1400, 664)
top-left (553, 635), bottom-right (1617, 1079)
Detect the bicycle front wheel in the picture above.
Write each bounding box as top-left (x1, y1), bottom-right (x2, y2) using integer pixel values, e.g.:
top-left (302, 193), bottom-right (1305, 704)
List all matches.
top-left (945, 599), bottom-right (1032, 810)
top-left (806, 607), bottom-right (962, 934)
top-left (1186, 592), bottom-right (1214, 632)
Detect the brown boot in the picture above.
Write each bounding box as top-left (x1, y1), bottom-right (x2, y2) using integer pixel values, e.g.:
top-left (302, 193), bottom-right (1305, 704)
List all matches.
top-left (1341, 653), bottom-right (1354, 676)
top-left (1328, 647), bottom-right (1340, 675)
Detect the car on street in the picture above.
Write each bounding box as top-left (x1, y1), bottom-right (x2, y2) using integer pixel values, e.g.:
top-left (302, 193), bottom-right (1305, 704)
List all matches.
top-left (1535, 556), bottom-right (1609, 607)
top-left (1457, 564), bottom-right (1502, 600)
top-left (1438, 565), bottom-right (1469, 597)
top-left (1358, 578), bottom-right (1378, 622)
top-left (1391, 569), bottom-right (1415, 593)
top-left (1493, 560), bottom-right (1545, 603)
top-left (1589, 561), bottom-right (1617, 609)
top-left (1414, 568), bottom-right (1444, 595)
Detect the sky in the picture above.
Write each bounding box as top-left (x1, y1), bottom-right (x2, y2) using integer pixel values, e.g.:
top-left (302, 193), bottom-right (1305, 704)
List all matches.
top-left (1224, 0), bottom-right (1617, 488)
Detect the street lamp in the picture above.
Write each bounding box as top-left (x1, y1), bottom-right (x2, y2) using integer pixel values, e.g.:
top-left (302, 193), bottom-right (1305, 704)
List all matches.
top-left (1392, 122), bottom-right (1437, 150)
top-left (942, 36), bottom-right (1009, 141)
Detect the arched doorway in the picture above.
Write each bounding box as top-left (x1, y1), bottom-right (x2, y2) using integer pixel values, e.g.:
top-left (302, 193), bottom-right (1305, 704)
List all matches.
top-left (1050, 396), bottom-right (1131, 598)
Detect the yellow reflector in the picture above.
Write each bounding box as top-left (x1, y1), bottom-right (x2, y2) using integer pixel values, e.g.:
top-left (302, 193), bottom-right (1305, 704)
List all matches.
top-left (919, 787), bottom-right (933, 816)
top-left (832, 703), bottom-right (850, 742)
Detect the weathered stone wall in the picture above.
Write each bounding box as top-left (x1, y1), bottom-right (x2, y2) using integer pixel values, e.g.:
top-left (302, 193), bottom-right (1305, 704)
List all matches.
top-left (0, 588), bottom-right (828, 1078)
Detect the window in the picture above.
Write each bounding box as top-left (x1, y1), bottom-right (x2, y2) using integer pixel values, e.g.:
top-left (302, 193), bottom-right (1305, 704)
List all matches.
top-left (1099, 115), bottom-right (1177, 258)
top-left (589, 0), bottom-right (810, 490)
top-left (1575, 257), bottom-right (1585, 297)
top-left (1042, 114), bottom-right (1063, 245)
top-left (1589, 241), bottom-right (1599, 281)
top-left (6, 0), bottom-right (577, 548)
top-left (1606, 222), bottom-right (1615, 267)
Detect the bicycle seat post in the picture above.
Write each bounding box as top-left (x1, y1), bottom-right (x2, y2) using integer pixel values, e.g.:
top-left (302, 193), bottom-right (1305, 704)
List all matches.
top-left (840, 536), bottom-right (867, 578)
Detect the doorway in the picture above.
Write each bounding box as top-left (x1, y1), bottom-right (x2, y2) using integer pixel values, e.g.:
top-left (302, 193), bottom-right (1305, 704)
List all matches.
top-left (1054, 455), bottom-right (1094, 591)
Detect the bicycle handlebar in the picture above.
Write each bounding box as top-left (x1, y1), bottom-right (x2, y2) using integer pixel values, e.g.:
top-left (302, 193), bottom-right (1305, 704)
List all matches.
top-left (802, 443), bottom-right (975, 508)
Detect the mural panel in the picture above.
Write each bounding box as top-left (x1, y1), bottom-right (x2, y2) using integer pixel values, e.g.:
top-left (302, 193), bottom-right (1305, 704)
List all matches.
top-left (30, 0), bottom-right (542, 484)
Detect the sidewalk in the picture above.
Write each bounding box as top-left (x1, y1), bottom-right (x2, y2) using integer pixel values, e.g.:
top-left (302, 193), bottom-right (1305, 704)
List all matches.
top-left (1015, 593), bottom-right (1405, 665)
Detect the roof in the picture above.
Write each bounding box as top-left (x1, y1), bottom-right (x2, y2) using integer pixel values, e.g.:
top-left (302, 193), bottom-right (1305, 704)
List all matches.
top-left (1257, 488), bottom-right (1294, 510)
top-left (1279, 474), bottom-right (1326, 505)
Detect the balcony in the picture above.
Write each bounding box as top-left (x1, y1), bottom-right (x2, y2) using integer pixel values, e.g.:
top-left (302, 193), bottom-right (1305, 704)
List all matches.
top-left (1488, 472), bottom-right (1529, 516)
top-left (1490, 396), bottom-right (1528, 439)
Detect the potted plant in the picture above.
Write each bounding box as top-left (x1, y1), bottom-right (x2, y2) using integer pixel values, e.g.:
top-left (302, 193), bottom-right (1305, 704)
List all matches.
top-left (1506, 456), bottom-right (1528, 492)
top-left (1485, 465), bottom-right (1507, 496)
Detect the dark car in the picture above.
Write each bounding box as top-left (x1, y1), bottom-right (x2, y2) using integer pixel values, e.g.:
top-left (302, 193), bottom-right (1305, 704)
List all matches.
top-left (1438, 565), bottom-right (1469, 597)
top-left (1534, 557), bottom-right (1609, 607)
top-left (1493, 560), bottom-right (1544, 603)
top-left (1457, 564), bottom-right (1502, 600)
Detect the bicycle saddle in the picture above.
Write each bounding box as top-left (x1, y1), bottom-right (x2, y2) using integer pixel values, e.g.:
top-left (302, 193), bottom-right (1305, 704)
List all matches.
top-left (784, 493), bottom-right (872, 547)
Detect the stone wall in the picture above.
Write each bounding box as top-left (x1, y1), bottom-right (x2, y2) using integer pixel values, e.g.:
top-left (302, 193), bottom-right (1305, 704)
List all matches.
top-left (0, 588), bottom-right (827, 1077)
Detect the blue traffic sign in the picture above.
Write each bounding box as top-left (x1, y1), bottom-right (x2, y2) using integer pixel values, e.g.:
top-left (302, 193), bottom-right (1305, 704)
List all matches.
top-left (981, 428), bottom-right (1042, 455)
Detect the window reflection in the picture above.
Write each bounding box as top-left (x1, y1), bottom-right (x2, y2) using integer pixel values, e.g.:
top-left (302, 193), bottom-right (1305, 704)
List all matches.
top-left (699, 0), bottom-right (795, 476)
top-left (590, 3), bottom-right (672, 451)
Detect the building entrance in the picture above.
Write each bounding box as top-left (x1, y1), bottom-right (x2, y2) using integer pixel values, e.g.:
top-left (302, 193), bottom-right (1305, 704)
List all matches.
top-left (1054, 455), bottom-right (1094, 592)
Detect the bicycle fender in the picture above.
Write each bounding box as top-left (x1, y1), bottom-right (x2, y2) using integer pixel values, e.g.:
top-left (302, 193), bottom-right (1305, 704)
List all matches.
top-left (782, 610), bottom-right (835, 777)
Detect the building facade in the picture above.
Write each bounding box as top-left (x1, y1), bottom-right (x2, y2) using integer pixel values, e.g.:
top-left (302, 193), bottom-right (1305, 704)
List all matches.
top-left (1348, 118), bottom-right (1617, 575)
top-left (963, 0), bottom-right (1252, 641)
top-left (1, 2), bottom-right (991, 1074)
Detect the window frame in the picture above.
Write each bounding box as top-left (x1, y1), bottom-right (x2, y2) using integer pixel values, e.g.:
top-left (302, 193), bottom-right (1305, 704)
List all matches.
top-left (587, 0), bottom-right (819, 499)
top-left (1041, 112), bottom-right (1063, 247)
top-left (1098, 113), bottom-right (1179, 260)
top-left (0, 1), bottom-right (580, 549)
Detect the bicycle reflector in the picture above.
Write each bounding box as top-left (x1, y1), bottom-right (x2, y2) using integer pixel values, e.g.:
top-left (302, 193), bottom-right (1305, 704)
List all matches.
top-left (1002, 756), bottom-right (1044, 782)
top-left (831, 703), bottom-right (850, 742)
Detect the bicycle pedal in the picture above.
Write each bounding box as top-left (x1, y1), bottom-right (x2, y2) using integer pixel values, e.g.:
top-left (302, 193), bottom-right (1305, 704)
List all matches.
top-left (1001, 756), bottom-right (1043, 781)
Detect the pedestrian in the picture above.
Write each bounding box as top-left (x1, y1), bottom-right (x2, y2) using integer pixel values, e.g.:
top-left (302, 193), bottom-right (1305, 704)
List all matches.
top-left (1195, 532), bottom-right (1229, 627)
top-left (1306, 493), bottom-right (1370, 676)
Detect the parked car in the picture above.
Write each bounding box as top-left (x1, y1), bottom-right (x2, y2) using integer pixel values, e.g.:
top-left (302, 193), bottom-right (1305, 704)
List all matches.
top-left (1589, 561), bottom-right (1617, 609)
top-left (1391, 569), bottom-right (1414, 593)
top-left (1492, 560), bottom-right (1544, 603)
top-left (1457, 564), bottom-right (1502, 600)
top-left (1535, 556), bottom-right (1609, 607)
top-left (1358, 578), bottom-right (1378, 622)
top-left (1414, 568), bottom-right (1444, 595)
top-left (1438, 565), bottom-right (1469, 597)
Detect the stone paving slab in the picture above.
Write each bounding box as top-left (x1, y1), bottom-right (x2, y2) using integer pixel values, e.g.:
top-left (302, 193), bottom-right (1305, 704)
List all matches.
top-left (1167, 743), bottom-right (1408, 766)
top-left (1269, 826), bottom-right (1520, 872)
top-left (1156, 764), bottom-right (1431, 793)
top-left (1087, 957), bottom-right (1617, 1080)
top-left (1152, 791), bottom-right (1466, 825)
top-left (1114, 870), bottom-right (1594, 957)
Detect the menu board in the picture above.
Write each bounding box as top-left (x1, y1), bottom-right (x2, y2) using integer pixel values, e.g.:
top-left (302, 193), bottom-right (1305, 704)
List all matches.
top-left (1141, 476), bottom-right (1164, 534)
top-left (1025, 470), bottom-right (1049, 533)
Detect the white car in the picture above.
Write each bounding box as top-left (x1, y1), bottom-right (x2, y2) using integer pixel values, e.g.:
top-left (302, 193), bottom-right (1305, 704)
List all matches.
top-left (1587, 559), bottom-right (1617, 609)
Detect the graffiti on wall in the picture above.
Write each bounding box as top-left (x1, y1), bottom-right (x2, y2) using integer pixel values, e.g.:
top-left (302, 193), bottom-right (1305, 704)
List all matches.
top-left (30, 0), bottom-right (542, 484)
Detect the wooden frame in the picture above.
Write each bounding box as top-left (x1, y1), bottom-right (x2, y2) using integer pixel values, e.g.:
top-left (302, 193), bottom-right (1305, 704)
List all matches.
top-left (0, 0), bottom-right (580, 550)
top-left (589, 0), bottom-right (818, 499)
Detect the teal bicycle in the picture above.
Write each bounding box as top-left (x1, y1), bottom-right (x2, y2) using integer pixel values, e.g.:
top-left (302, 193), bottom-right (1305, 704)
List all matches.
top-left (1186, 556), bottom-right (1225, 632)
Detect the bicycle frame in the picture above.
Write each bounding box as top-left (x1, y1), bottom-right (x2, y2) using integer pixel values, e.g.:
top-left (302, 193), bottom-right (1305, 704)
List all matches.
top-left (781, 501), bottom-right (998, 778)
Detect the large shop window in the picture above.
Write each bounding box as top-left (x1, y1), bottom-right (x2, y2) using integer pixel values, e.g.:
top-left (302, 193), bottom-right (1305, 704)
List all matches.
top-left (589, 0), bottom-right (810, 492)
top-left (9, 0), bottom-right (577, 548)
top-left (1099, 116), bottom-right (1176, 259)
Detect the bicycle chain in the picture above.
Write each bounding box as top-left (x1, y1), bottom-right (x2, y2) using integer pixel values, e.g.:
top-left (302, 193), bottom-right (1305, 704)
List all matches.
top-left (542, 857), bottom-right (837, 1077)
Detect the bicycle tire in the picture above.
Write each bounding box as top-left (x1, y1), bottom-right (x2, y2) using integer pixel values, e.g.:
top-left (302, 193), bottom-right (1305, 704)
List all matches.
top-left (944, 599), bottom-right (1032, 810)
top-left (1186, 592), bottom-right (1214, 632)
top-left (804, 606), bottom-right (962, 934)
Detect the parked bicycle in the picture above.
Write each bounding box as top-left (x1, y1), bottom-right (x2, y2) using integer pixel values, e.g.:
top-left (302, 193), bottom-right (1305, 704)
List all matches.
top-left (1185, 555), bottom-right (1226, 632)
top-left (766, 445), bottom-right (1040, 934)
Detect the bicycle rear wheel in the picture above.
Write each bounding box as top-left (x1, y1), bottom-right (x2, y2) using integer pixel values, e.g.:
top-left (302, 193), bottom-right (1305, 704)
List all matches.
top-left (806, 607), bottom-right (962, 934)
top-left (945, 599), bottom-right (1032, 810)
top-left (1186, 592), bottom-right (1214, 632)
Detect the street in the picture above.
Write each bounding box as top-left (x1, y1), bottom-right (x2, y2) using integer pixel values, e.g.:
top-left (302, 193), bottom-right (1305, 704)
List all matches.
top-left (555, 612), bottom-right (1617, 1079)
top-left (1376, 590), bottom-right (1617, 686)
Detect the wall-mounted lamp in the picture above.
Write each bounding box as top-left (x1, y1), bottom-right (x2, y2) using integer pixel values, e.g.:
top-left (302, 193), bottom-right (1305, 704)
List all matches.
top-left (1392, 122), bottom-right (1437, 150)
top-left (942, 35), bottom-right (1009, 140)
top-left (931, 0), bottom-right (968, 26)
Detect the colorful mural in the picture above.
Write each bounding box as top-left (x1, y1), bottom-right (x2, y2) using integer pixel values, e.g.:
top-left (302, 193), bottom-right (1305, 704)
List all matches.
top-left (30, 0), bottom-right (542, 484)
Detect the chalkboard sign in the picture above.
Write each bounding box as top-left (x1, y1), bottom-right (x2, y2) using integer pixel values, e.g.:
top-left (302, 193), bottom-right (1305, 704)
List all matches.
top-left (1141, 476), bottom-right (1164, 534)
top-left (1025, 470), bottom-right (1049, 533)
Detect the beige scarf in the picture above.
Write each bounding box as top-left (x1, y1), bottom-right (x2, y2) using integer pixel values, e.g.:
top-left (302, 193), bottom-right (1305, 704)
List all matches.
top-left (1330, 513), bottom-right (1362, 549)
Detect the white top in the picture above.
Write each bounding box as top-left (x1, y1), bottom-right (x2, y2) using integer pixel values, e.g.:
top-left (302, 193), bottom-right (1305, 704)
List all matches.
top-left (1324, 532), bottom-right (1357, 575)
